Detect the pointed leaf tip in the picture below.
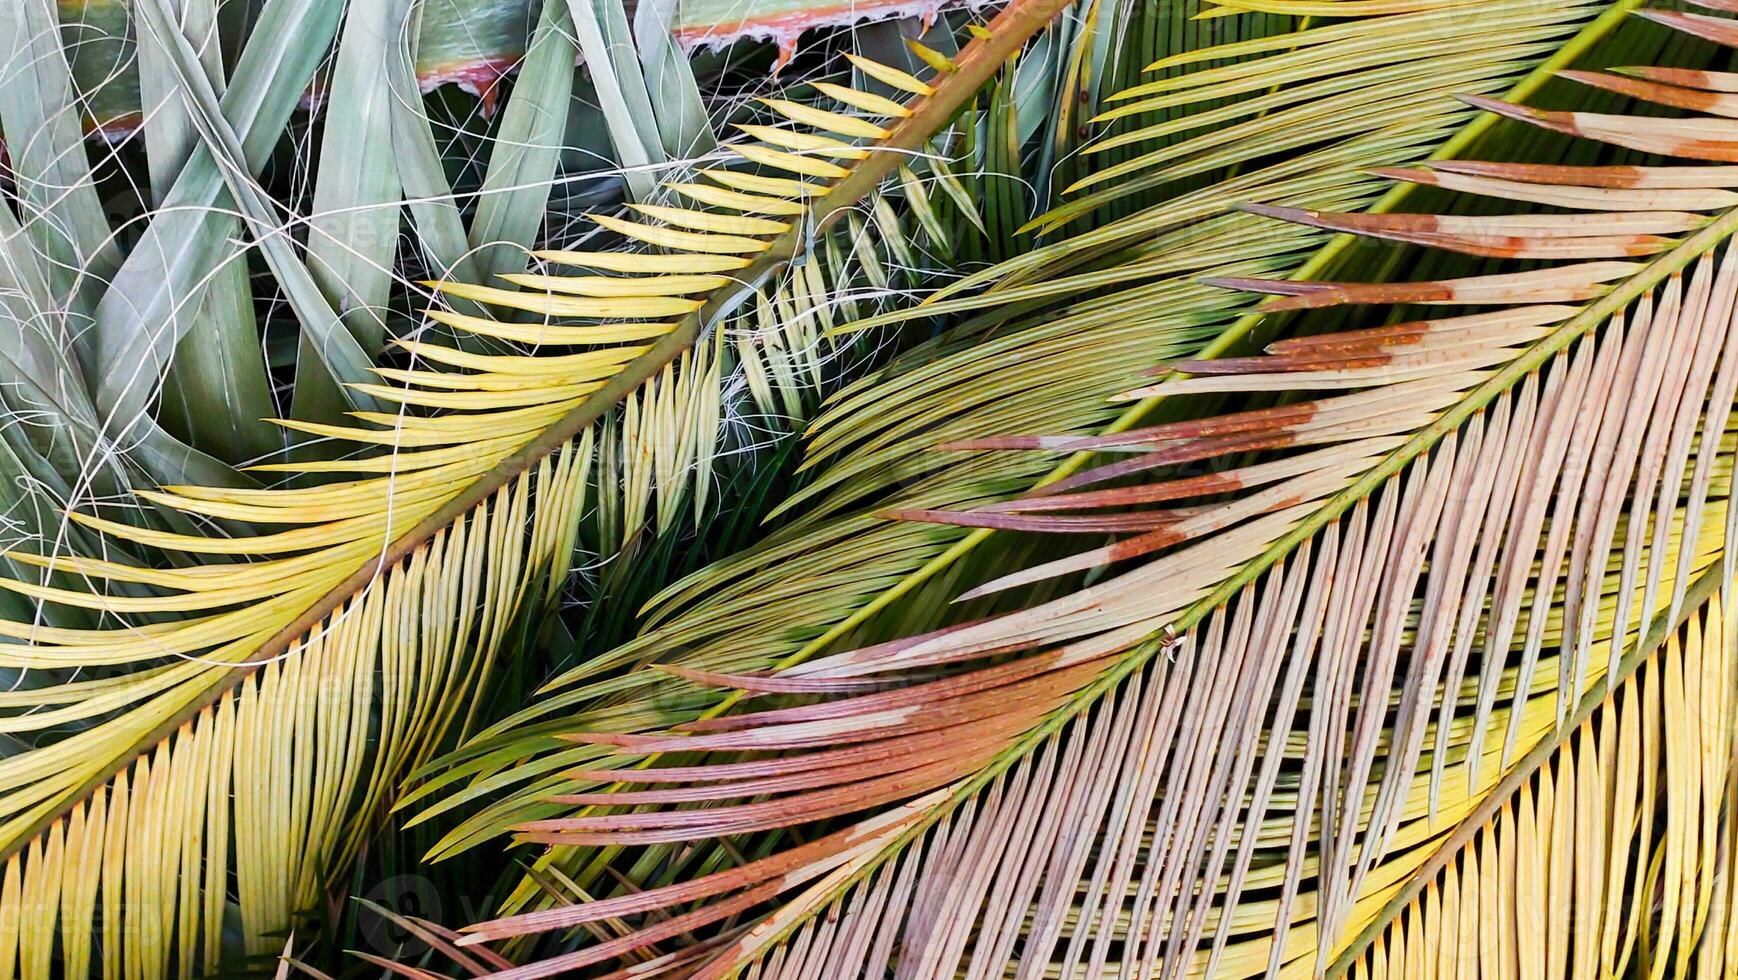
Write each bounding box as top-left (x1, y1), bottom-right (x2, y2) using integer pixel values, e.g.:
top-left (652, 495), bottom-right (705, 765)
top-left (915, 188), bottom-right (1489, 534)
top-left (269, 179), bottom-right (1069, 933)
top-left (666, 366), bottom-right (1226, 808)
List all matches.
top-left (1365, 166), bottom-right (1436, 183)
top-left (1236, 202), bottom-right (1313, 222)
top-left (1455, 92), bottom-right (1559, 129)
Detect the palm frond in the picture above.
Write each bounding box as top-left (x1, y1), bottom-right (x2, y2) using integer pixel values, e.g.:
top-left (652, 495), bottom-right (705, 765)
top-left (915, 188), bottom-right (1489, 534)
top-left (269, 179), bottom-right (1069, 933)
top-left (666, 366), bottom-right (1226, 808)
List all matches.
top-left (1329, 588), bottom-right (1735, 978)
top-left (407, 0), bottom-right (1599, 906)
top-left (415, 4), bottom-right (1738, 975)
top-left (0, 6), bottom-right (1070, 971)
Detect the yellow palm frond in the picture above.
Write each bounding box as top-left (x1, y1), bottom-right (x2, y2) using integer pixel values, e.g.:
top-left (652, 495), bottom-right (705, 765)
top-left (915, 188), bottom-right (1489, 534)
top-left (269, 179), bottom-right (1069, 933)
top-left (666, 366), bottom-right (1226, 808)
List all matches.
top-left (1334, 597), bottom-right (1735, 979)
top-left (0, 3), bottom-right (1078, 970)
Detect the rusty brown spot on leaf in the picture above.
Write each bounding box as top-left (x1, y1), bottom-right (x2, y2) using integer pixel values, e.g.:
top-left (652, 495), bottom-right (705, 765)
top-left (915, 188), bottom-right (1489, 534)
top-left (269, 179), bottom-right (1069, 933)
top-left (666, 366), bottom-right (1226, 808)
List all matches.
top-left (1558, 69), bottom-right (1734, 115)
top-left (987, 470), bottom-right (1247, 513)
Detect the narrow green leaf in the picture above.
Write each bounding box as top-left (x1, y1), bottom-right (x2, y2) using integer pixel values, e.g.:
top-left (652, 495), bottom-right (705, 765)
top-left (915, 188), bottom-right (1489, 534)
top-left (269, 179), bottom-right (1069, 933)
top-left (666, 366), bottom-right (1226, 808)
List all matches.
top-left (0, 188), bottom-right (79, 398)
top-left (159, 263), bottom-right (285, 463)
top-left (563, 0), bottom-right (663, 201)
top-left (0, 0), bottom-right (123, 311)
top-left (135, 0), bottom-right (382, 413)
top-left (288, 0), bottom-right (413, 427)
top-left (136, 0), bottom-right (222, 196)
top-left (387, 0), bottom-right (486, 296)
top-left (468, 0), bottom-right (577, 281)
top-left (88, 0), bottom-right (345, 452)
top-left (138, 0), bottom-right (282, 462)
top-left (0, 168), bottom-right (202, 495)
top-left (631, 0), bottom-right (717, 160)
top-left (304, 0), bottom-right (405, 356)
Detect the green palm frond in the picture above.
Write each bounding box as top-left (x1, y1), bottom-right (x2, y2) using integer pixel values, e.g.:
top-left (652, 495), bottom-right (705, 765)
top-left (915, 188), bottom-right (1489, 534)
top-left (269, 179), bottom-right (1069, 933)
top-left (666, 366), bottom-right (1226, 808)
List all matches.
top-left (407, 3), bottom-right (1738, 976)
